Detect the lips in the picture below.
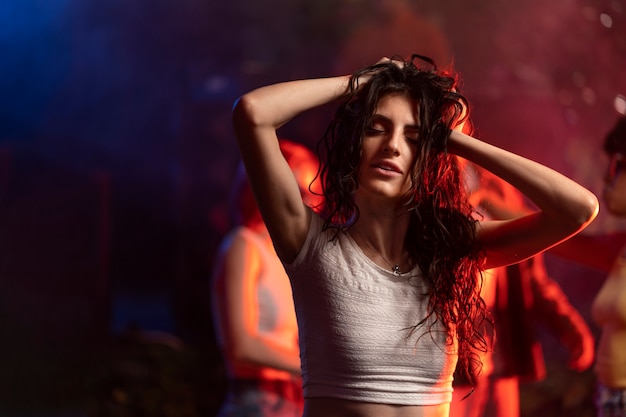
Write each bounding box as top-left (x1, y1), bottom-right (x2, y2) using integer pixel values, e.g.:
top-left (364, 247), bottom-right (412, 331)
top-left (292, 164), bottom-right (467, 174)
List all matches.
top-left (372, 160), bottom-right (402, 174)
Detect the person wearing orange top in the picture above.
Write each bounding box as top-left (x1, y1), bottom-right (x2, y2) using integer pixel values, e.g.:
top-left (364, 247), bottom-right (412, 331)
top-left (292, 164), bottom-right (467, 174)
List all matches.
top-left (211, 140), bottom-right (322, 417)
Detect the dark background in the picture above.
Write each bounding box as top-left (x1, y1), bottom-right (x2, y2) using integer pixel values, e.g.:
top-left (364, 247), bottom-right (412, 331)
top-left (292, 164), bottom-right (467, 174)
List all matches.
top-left (0, 0), bottom-right (625, 415)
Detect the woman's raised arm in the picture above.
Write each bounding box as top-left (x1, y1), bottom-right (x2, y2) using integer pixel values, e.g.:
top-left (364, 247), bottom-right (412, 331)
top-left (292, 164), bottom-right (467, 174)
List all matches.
top-left (232, 76), bottom-right (350, 262)
top-left (449, 130), bottom-right (599, 269)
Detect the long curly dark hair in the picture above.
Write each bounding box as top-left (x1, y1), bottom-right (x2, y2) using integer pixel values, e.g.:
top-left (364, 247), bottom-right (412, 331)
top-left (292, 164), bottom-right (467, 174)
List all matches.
top-left (315, 54), bottom-right (491, 386)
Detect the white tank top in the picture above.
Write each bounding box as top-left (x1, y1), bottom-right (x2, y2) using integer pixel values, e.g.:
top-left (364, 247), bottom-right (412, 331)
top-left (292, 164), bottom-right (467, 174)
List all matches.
top-left (283, 212), bottom-right (457, 406)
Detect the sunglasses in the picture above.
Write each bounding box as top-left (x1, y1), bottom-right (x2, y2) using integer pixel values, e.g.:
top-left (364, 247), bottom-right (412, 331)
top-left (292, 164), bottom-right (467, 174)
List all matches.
top-left (606, 153), bottom-right (625, 183)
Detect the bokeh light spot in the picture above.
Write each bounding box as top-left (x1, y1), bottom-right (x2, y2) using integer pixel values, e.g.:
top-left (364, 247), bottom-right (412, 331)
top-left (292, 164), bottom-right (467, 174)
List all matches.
top-left (614, 95), bottom-right (626, 115)
top-left (600, 13), bottom-right (613, 28)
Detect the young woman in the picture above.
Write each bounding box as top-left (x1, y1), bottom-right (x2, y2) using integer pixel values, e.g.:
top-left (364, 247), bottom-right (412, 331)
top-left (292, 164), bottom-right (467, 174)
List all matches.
top-left (231, 55), bottom-right (599, 417)
top-left (550, 115), bottom-right (626, 417)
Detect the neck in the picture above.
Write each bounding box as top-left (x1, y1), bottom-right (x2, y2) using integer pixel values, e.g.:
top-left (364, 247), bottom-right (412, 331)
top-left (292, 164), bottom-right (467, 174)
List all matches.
top-left (349, 208), bottom-right (412, 273)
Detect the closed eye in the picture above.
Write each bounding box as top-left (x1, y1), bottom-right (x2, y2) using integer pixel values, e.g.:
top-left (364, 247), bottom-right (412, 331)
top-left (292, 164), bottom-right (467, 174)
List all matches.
top-left (365, 127), bottom-right (386, 136)
top-left (405, 129), bottom-right (419, 143)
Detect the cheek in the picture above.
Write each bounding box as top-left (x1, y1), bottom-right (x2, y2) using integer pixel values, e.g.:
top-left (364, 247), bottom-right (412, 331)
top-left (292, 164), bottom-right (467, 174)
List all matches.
top-left (402, 166), bottom-right (415, 191)
top-left (357, 142), bottom-right (375, 168)
top-left (405, 152), bottom-right (418, 177)
top-left (360, 138), bottom-right (376, 157)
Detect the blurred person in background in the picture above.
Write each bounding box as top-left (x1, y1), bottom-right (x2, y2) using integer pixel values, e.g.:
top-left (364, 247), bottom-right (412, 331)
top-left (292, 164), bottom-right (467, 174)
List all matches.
top-left (450, 162), bottom-right (595, 417)
top-left (211, 139), bottom-right (322, 417)
top-left (550, 115), bottom-right (626, 417)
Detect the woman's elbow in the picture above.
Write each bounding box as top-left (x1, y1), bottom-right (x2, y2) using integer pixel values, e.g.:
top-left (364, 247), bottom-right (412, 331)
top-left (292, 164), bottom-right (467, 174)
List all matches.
top-left (570, 192), bottom-right (600, 231)
top-left (232, 94), bottom-right (264, 130)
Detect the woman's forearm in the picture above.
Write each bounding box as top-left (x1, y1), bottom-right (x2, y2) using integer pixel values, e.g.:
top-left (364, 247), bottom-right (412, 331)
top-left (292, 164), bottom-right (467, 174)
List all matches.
top-left (449, 130), bottom-right (599, 230)
top-left (233, 76), bottom-right (351, 132)
top-left (230, 333), bottom-right (302, 376)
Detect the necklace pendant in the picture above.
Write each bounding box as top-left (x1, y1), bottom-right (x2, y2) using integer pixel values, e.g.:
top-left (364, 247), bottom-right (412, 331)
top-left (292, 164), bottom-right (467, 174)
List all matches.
top-left (392, 265), bottom-right (401, 275)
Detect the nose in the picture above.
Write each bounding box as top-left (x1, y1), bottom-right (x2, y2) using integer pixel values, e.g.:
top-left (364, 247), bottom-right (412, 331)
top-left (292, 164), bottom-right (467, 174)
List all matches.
top-left (383, 130), bottom-right (401, 155)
